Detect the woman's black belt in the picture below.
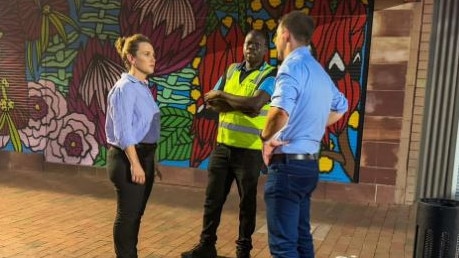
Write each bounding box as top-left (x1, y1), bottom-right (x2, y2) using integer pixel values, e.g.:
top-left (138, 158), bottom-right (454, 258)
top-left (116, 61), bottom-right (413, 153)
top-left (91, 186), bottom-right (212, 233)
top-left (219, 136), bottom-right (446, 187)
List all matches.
top-left (109, 143), bottom-right (157, 150)
top-left (135, 142), bottom-right (157, 148)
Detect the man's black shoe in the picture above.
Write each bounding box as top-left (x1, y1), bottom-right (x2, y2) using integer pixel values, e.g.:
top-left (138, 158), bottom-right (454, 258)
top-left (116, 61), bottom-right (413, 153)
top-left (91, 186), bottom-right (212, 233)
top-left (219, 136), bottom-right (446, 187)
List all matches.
top-left (181, 243), bottom-right (217, 258)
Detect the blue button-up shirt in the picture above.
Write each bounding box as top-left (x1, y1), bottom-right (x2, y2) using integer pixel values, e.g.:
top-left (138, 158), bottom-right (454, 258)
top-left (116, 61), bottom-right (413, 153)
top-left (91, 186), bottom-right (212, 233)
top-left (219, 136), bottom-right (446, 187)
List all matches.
top-left (105, 73), bottom-right (160, 150)
top-left (271, 46), bottom-right (348, 154)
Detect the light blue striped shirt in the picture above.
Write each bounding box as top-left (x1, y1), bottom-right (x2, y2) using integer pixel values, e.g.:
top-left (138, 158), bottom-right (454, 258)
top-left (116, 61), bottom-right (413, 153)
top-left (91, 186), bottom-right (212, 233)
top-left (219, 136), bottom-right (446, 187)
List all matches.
top-left (105, 73), bottom-right (160, 150)
top-left (271, 46), bottom-right (348, 154)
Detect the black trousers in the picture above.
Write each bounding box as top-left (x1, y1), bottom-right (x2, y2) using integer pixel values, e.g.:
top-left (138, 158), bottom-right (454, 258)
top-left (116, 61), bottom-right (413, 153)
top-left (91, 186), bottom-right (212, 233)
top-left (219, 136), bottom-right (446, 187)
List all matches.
top-left (107, 144), bottom-right (156, 258)
top-left (200, 144), bottom-right (263, 251)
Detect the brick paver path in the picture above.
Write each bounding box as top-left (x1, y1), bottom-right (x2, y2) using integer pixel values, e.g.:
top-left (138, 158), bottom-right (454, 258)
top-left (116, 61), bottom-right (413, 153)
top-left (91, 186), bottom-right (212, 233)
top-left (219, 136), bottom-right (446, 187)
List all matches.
top-left (0, 170), bottom-right (415, 257)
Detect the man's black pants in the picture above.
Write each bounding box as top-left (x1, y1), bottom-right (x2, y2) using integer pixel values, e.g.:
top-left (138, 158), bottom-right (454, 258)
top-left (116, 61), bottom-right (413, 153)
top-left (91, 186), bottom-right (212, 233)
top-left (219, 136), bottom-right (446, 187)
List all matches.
top-left (200, 143), bottom-right (263, 252)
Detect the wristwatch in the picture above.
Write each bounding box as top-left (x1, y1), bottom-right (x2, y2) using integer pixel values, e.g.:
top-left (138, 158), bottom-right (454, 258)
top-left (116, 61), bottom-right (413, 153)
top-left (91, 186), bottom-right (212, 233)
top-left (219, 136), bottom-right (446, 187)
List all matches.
top-left (259, 131), bottom-right (269, 142)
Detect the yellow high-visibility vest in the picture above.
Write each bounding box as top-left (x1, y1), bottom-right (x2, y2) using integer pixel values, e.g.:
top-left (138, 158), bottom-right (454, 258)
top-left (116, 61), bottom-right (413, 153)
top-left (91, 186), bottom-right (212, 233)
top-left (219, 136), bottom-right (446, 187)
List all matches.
top-left (217, 63), bottom-right (275, 150)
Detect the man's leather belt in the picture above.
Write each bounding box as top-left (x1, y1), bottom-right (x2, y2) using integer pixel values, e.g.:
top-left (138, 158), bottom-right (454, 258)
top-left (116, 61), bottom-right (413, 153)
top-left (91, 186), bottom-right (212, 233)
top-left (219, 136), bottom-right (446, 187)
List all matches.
top-left (270, 153), bottom-right (319, 164)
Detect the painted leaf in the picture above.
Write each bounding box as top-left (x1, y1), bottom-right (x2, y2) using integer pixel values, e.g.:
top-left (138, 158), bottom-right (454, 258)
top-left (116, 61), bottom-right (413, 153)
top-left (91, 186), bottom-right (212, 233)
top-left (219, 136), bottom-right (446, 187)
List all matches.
top-left (93, 146), bottom-right (107, 167)
top-left (158, 107), bottom-right (193, 161)
top-left (158, 127), bottom-right (192, 161)
top-left (0, 114), bottom-right (6, 130)
top-left (190, 113), bottom-right (218, 167)
top-left (6, 114), bottom-right (22, 152)
top-left (160, 107), bottom-right (193, 128)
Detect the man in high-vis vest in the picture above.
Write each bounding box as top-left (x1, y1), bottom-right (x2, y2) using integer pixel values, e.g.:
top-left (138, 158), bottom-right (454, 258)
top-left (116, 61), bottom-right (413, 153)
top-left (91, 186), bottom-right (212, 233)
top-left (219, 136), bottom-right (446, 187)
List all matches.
top-left (181, 30), bottom-right (277, 258)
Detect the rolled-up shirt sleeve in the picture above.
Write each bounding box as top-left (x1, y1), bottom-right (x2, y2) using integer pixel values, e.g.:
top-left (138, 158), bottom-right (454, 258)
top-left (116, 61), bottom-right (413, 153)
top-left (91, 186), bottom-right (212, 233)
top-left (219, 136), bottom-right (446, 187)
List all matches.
top-left (330, 81), bottom-right (348, 114)
top-left (110, 86), bottom-right (136, 149)
top-left (270, 72), bottom-right (299, 115)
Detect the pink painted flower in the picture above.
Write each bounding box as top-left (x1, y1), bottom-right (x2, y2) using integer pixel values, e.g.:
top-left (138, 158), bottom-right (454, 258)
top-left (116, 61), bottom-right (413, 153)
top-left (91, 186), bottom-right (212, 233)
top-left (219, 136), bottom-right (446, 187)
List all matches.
top-left (19, 80), bottom-right (67, 151)
top-left (45, 113), bottom-right (99, 165)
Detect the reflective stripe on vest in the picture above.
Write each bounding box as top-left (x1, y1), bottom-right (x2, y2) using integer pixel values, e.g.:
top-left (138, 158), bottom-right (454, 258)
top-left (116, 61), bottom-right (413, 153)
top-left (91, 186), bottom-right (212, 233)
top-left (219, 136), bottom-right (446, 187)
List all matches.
top-left (219, 121), bottom-right (261, 135)
top-left (217, 62), bottom-right (275, 150)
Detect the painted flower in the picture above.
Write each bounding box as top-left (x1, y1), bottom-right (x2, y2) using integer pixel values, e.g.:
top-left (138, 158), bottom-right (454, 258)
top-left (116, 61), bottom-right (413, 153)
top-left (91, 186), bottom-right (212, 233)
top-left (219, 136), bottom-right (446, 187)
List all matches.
top-left (19, 80), bottom-right (67, 151)
top-left (68, 38), bottom-right (123, 145)
top-left (16, 0), bottom-right (74, 41)
top-left (134, 0), bottom-right (198, 38)
top-left (120, 0), bottom-right (208, 75)
top-left (16, 0), bottom-right (78, 79)
top-left (45, 113), bottom-right (99, 165)
top-left (311, 0), bottom-right (366, 145)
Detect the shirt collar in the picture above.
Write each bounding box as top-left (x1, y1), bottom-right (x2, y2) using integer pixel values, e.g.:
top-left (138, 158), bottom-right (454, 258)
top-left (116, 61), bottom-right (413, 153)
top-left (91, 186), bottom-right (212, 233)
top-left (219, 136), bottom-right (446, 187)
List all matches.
top-left (286, 46), bottom-right (312, 61)
top-left (236, 61), bottom-right (269, 72)
top-left (122, 73), bottom-right (149, 85)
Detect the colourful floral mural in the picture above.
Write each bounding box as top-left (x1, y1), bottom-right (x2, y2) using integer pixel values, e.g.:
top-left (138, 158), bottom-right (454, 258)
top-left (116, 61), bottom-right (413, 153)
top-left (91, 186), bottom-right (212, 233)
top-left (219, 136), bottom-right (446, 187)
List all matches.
top-left (0, 0), bottom-right (373, 183)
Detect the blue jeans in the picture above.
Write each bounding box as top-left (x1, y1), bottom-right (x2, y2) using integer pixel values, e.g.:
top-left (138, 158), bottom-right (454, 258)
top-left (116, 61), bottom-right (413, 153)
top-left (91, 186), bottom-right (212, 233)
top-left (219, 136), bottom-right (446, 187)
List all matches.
top-left (264, 159), bottom-right (319, 258)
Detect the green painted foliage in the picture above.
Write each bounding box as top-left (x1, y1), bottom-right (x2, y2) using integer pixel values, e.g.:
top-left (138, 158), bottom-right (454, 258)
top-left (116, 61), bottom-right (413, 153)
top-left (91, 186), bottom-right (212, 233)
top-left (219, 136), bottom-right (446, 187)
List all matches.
top-left (40, 33), bottom-right (79, 94)
top-left (157, 127), bottom-right (192, 161)
top-left (79, 0), bottom-right (121, 40)
top-left (93, 146), bottom-right (107, 167)
top-left (160, 107), bottom-right (193, 128)
top-left (153, 68), bottom-right (197, 107)
top-left (157, 107), bottom-right (193, 161)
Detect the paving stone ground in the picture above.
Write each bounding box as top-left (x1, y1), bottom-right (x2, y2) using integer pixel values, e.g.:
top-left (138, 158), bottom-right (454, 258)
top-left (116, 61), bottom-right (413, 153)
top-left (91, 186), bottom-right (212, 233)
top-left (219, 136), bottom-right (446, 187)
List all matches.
top-left (0, 169), bottom-right (415, 258)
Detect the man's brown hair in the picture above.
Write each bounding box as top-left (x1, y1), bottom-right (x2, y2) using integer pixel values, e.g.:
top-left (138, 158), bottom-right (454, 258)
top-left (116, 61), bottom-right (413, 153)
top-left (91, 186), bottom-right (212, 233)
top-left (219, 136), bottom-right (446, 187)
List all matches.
top-left (279, 11), bottom-right (315, 45)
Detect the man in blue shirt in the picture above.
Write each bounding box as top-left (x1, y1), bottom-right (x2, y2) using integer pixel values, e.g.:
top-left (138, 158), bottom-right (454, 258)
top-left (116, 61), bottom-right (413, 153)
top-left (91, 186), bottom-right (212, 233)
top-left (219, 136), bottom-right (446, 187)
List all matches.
top-left (260, 11), bottom-right (348, 258)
